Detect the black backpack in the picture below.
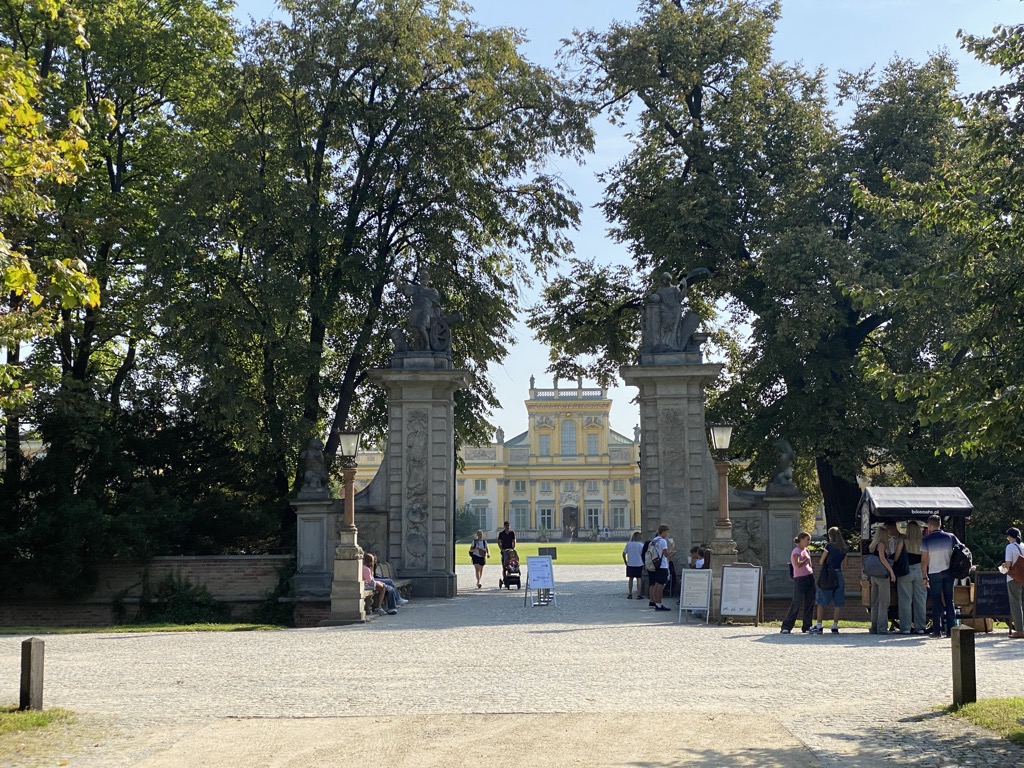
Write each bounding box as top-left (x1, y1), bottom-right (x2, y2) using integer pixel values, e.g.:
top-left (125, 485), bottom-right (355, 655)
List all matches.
top-left (949, 538), bottom-right (973, 580)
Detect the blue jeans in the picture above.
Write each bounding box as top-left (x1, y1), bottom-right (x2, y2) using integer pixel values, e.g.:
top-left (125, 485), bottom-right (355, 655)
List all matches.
top-left (927, 569), bottom-right (956, 634)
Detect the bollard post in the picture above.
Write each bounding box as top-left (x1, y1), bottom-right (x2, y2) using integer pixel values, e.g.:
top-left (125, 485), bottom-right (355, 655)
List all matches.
top-left (19, 637), bottom-right (44, 711)
top-left (951, 626), bottom-right (976, 707)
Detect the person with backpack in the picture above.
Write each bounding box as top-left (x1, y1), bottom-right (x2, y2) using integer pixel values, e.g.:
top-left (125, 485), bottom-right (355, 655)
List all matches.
top-left (921, 514), bottom-right (958, 638)
top-left (1002, 527), bottom-right (1024, 638)
top-left (646, 525), bottom-right (672, 612)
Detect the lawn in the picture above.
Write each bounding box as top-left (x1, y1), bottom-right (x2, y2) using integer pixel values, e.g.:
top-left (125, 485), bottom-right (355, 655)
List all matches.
top-left (455, 541), bottom-right (627, 566)
top-left (951, 698), bottom-right (1024, 744)
top-left (0, 705), bottom-right (73, 736)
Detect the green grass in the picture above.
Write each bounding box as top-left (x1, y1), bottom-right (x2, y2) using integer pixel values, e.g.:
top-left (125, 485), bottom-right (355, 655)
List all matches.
top-left (0, 623), bottom-right (283, 636)
top-left (0, 705), bottom-right (73, 736)
top-left (456, 541), bottom-right (628, 566)
top-left (951, 698), bottom-right (1024, 744)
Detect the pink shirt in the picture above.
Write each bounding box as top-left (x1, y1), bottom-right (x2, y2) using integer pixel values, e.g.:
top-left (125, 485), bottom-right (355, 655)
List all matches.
top-left (791, 546), bottom-right (813, 578)
top-left (362, 565), bottom-right (374, 585)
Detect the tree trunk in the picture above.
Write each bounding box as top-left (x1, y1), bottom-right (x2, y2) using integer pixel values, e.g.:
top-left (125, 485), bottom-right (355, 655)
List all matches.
top-left (816, 455), bottom-right (862, 534)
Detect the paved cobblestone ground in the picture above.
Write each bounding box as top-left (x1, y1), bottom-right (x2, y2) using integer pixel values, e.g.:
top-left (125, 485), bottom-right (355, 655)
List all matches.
top-left (2, 565), bottom-right (1023, 766)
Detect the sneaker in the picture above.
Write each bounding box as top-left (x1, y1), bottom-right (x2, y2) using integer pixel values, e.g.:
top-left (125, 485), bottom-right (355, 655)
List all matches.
top-left (386, 608), bottom-right (398, 615)
top-left (375, 608), bottom-right (387, 616)
top-left (654, 605), bottom-right (671, 612)
top-left (397, 598), bottom-right (409, 606)
top-left (808, 626), bottom-right (823, 634)
top-left (648, 601), bottom-right (656, 607)
top-left (831, 626), bottom-right (839, 634)
top-left (627, 595), bottom-right (633, 599)
top-left (780, 628), bottom-right (791, 634)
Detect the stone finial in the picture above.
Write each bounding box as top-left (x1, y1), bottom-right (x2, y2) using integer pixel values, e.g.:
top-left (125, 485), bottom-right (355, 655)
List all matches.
top-left (766, 438), bottom-right (800, 496)
top-left (297, 438), bottom-right (331, 499)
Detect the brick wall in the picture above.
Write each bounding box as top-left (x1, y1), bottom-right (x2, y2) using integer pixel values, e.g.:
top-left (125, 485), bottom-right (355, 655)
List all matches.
top-left (1, 556), bottom-right (292, 627)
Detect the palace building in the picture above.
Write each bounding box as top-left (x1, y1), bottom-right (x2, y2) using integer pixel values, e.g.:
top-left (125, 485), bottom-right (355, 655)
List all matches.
top-left (355, 381), bottom-right (641, 540)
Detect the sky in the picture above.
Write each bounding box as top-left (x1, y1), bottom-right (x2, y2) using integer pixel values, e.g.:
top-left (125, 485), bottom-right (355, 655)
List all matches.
top-left (232, 0), bottom-right (1024, 441)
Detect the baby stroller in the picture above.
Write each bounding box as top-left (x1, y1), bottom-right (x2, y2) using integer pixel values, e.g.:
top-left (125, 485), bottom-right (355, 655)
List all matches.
top-left (499, 549), bottom-right (521, 589)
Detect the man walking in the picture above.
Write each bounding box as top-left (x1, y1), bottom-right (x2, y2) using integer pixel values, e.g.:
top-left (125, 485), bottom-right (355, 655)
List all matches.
top-left (498, 520), bottom-right (517, 552)
top-left (921, 514), bottom-right (957, 637)
top-left (649, 525), bottom-right (672, 612)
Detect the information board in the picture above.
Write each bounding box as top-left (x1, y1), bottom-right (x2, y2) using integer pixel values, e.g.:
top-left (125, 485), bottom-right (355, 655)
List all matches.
top-left (719, 564), bottom-right (762, 622)
top-left (974, 571), bottom-right (1010, 618)
top-left (525, 556), bottom-right (554, 589)
top-left (677, 569), bottom-right (712, 624)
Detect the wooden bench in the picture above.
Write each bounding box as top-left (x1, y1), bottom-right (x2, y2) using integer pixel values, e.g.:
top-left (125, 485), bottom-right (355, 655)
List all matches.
top-left (374, 561), bottom-right (412, 599)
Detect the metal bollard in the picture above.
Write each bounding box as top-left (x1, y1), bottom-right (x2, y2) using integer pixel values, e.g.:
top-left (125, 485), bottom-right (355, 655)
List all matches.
top-left (951, 626), bottom-right (976, 707)
top-left (19, 637), bottom-right (44, 711)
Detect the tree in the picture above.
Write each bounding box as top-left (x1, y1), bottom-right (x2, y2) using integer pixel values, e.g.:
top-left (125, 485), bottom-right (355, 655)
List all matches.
top-left (530, 0), bottom-right (964, 531)
top-left (170, 0), bottom-right (593, 533)
top-left (865, 18), bottom-right (1024, 458)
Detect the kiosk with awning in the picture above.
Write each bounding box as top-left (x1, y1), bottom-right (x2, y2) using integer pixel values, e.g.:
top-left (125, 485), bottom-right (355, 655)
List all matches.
top-left (856, 486), bottom-right (973, 543)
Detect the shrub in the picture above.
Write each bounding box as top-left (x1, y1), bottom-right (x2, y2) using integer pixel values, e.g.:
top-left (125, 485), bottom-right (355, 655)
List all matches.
top-left (137, 571), bottom-right (231, 624)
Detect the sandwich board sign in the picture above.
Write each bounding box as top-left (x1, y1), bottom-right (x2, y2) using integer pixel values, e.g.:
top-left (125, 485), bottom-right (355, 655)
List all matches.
top-left (524, 555), bottom-right (556, 607)
top-left (719, 564), bottom-right (763, 625)
top-left (677, 569), bottom-right (713, 624)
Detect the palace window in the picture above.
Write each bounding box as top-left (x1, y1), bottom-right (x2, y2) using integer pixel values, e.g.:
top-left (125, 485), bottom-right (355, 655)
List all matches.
top-left (612, 479), bottom-right (625, 494)
top-left (473, 504), bottom-right (488, 531)
top-left (585, 506), bottom-right (602, 529)
top-left (537, 507), bottom-right (553, 530)
top-left (511, 506), bottom-right (530, 531)
top-left (586, 480), bottom-right (598, 494)
top-left (540, 480), bottom-right (552, 494)
top-left (538, 434), bottom-right (550, 456)
top-left (513, 480), bottom-right (526, 493)
top-left (473, 479), bottom-right (486, 493)
top-left (587, 434), bottom-right (599, 455)
top-left (611, 506), bottom-right (627, 529)
top-left (560, 420), bottom-right (577, 455)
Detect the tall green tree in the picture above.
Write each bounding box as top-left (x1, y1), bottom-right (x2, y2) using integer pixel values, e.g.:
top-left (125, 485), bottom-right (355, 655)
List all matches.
top-left (171, 0), bottom-right (593, 528)
top-left (530, 0), bottom-right (962, 530)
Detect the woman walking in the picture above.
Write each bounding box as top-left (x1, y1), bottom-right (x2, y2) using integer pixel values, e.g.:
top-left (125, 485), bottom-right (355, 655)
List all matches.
top-left (622, 531), bottom-right (644, 599)
top-left (867, 524), bottom-right (897, 634)
top-left (781, 532), bottom-right (815, 634)
top-left (809, 527), bottom-right (847, 634)
top-left (470, 530), bottom-right (489, 588)
top-left (899, 522), bottom-right (927, 634)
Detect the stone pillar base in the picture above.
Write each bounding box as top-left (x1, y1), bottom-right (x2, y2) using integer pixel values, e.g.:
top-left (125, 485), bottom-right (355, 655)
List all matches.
top-left (709, 541), bottom-right (739, 622)
top-left (407, 572), bottom-right (457, 598)
top-left (325, 545), bottom-right (366, 625)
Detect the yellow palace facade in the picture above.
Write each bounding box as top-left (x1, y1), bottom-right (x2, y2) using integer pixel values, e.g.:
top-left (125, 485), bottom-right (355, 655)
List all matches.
top-left (355, 381), bottom-right (641, 541)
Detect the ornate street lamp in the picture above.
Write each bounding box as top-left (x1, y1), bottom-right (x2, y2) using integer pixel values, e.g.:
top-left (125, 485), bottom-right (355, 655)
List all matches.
top-left (338, 431), bottom-right (362, 533)
top-left (707, 423), bottom-right (736, 538)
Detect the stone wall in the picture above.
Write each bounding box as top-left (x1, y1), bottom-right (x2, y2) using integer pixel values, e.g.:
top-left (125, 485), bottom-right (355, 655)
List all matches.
top-left (0, 555), bottom-right (292, 627)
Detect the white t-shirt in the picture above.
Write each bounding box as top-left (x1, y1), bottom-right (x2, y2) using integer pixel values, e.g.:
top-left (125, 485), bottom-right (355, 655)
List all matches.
top-left (1006, 541), bottom-right (1024, 583)
top-left (653, 536), bottom-right (670, 570)
top-left (694, 557), bottom-right (705, 569)
top-left (623, 540), bottom-right (644, 567)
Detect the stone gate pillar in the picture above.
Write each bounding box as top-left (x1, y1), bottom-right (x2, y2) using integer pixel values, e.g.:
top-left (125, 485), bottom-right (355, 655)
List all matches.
top-left (620, 361), bottom-right (722, 555)
top-left (367, 366), bottom-right (469, 598)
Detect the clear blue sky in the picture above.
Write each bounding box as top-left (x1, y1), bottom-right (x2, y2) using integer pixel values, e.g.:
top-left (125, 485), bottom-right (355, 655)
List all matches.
top-left (232, 0), bottom-right (1024, 440)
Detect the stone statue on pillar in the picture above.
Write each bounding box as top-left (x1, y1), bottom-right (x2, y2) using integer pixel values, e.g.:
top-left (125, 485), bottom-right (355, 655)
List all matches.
top-left (395, 269), bottom-right (462, 355)
top-left (297, 438), bottom-right (331, 499)
top-left (640, 269), bottom-right (710, 355)
top-left (766, 439), bottom-right (800, 496)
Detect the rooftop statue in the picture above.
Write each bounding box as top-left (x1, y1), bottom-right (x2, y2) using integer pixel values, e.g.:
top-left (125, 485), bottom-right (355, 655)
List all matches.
top-left (641, 269), bottom-right (709, 354)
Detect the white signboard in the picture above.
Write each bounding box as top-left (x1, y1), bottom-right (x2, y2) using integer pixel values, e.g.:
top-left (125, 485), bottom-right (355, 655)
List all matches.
top-left (719, 564), bottom-right (763, 621)
top-left (525, 556), bottom-right (554, 589)
top-left (677, 569), bottom-right (713, 624)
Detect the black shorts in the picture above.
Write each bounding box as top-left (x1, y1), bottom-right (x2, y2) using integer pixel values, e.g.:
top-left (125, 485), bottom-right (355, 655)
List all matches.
top-left (649, 568), bottom-right (668, 585)
top-left (626, 565), bottom-right (643, 578)
top-left (471, 555), bottom-right (486, 566)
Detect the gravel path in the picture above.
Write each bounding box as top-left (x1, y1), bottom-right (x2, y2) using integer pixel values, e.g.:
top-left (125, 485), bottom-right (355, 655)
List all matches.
top-left (2, 565), bottom-right (1022, 766)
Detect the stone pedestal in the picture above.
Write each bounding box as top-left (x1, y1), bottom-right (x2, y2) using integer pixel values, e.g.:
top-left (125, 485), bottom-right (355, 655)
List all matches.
top-left (367, 367), bottom-right (470, 598)
top-left (293, 498), bottom-right (340, 599)
top-left (319, 529), bottom-right (366, 626)
top-left (620, 360), bottom-right (723, 566)
top-left (764, 494), bottom-right (806, 598)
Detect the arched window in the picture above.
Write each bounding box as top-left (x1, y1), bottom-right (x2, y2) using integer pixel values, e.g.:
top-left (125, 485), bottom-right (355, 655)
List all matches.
top-left (560, 420), bottom-right (577, 456)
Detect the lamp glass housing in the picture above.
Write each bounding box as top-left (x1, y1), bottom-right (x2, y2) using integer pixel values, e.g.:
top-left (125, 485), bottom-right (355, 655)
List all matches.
top-left (338, 431), bottom-right (362, 461)
top-left (708, 424), bottom-right (733, 455)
